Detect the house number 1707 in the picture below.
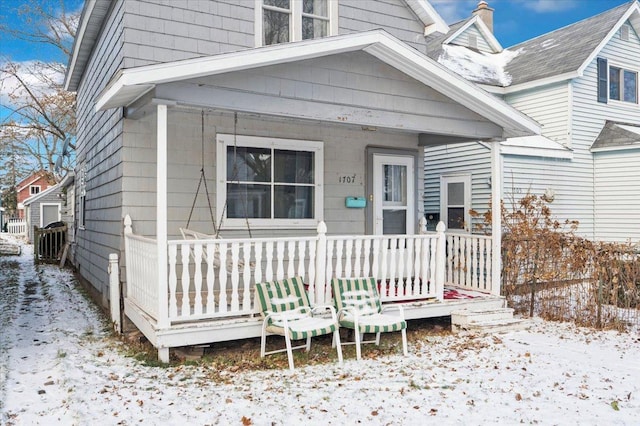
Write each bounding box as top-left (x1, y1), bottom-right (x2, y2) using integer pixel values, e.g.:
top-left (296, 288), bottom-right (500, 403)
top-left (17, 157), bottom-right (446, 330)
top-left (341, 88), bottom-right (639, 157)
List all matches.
top-left (338, 174), bottom-right (357, 184)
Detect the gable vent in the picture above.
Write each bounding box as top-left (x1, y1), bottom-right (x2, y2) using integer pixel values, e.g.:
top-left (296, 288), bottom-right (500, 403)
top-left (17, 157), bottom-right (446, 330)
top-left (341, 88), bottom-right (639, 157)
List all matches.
top-left (621, 24), bottom-right (630, 41)
top-left (468, 34), bottom-right (478, 49)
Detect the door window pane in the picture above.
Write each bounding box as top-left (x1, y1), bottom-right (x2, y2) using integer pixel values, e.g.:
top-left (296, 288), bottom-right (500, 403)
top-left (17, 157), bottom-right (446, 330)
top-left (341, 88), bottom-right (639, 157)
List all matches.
top-left (383, 165), bottom-right (406, 203)
top-left (383, 209), bottom-right (407, 234)
top-left (448, 207), bottom-right (465, 230)
top-left (448, 182), bottom-right (464, 205)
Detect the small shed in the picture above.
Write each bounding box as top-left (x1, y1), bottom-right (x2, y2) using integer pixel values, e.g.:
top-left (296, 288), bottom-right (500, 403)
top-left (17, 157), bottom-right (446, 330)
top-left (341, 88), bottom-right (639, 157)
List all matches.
top-left (23, 183), bottom-right (63, 242)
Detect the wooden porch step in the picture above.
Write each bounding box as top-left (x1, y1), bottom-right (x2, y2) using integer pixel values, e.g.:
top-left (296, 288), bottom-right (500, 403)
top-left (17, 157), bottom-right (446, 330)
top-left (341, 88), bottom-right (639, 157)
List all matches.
top-left (450, 308), bottom-right (530, 333)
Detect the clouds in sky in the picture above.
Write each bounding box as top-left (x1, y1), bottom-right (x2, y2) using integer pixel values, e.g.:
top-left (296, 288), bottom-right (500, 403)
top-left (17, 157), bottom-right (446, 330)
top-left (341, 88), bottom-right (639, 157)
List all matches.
top-left (0, 60), bottom-right (65, 108)
top-left (518, 0), bottom-right (579, 13)
top-left (429, 0), bottom-right (478, 23)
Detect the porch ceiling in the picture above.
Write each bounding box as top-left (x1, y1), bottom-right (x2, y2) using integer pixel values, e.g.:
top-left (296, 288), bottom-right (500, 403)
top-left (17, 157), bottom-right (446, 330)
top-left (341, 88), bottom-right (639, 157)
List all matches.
top-left (97, 30), bottom-right (540, 140)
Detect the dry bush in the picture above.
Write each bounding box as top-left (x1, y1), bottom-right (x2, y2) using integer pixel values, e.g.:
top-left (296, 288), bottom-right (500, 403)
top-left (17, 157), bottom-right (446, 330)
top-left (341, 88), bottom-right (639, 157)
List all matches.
top-left (472, 193), bottom-right (640, 330)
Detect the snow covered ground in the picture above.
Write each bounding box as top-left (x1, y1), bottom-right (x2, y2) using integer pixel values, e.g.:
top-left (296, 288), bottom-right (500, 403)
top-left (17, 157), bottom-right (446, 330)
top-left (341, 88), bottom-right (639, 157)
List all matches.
top-left (1, 234), bottom-right (639, 425)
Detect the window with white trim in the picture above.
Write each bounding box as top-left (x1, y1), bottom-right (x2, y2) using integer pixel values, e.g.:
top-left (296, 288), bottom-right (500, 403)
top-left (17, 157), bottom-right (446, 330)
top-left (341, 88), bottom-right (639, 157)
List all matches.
top-left (30, 185), bottom-right (41, 195)
top-left (216, 134), bottom-right (323, 228)
top-left (597, 57), bottom-right (638, 104)
top-left (257, 0), bottom-right (337, 46)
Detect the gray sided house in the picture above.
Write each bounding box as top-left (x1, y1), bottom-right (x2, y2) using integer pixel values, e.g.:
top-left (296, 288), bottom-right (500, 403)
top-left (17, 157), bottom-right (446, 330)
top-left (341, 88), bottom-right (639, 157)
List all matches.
top-left (64, 0), bottom-right (539, 360)
top-left (424, 1), bottom-right (640, 243)
top-left (23, 183), bottom-right (64, 242)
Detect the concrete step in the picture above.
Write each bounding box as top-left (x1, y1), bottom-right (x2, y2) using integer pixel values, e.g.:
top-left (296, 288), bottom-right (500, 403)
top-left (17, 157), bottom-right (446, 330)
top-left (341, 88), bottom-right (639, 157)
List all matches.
top-left (451, 307), bottom-right (514, 326)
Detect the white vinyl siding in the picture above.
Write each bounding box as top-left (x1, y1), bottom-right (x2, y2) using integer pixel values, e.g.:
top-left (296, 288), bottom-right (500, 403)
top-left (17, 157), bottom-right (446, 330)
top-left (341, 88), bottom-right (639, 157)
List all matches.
top-left (450, 25), bottom-right (493, 53)
top-left (594, 149), bottom-right (640, 243)
top-left (573, 23), bottom-right (640, 240)
top-left (504, 82), bottom-right (570, 148)
top-left (424, 142), bottom-right (492, 232)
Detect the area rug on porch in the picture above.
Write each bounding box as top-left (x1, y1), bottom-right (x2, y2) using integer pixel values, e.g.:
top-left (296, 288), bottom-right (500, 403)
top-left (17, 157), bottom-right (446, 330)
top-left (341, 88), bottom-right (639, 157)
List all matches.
top-left (443, 288), bottom-right (481, 300)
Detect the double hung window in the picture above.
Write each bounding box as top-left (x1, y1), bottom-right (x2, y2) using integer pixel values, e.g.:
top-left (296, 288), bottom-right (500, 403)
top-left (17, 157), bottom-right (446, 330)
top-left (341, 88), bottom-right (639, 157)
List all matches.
top-left (597, 57), bottom-right (638, 104)
top-left (217, 134), bottom-right (323, 228)
top-left (258, 0), bottom-right (336, 46)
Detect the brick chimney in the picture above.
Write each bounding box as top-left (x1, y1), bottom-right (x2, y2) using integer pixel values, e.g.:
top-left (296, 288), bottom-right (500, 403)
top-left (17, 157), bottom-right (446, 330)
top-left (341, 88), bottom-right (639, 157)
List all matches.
top-left (473, 1), bottom-right (494, 33)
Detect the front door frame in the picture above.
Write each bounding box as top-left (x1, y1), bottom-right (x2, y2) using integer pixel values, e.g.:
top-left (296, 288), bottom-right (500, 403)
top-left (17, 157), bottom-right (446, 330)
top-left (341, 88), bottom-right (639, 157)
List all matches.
top-left (440, 174), bottom-right (472, 233)
top-left (365, 146), bottom-right (419, 235)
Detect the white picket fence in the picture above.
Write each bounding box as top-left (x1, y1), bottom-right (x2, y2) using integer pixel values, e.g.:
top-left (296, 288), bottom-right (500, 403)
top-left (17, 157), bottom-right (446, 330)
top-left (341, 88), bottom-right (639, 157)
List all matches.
top-left (6, 219), bottom-right (27, 235)
top-left (122, 215), bottom-right (495, 325)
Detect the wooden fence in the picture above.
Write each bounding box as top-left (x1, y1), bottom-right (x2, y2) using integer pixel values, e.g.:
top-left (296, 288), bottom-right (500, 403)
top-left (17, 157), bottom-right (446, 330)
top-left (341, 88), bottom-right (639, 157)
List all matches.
top-left (34, 224), bottom-right (67, 264)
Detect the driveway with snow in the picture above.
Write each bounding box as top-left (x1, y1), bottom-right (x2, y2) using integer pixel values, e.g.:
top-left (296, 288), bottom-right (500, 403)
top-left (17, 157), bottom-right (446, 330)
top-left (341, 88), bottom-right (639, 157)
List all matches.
top-left (1, 235), bottom-right (639, 425)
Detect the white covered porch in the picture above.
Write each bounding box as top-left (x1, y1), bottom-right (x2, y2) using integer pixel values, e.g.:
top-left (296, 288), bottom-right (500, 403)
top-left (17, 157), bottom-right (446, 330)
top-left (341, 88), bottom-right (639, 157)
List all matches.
top-left (115, 213), bottom-right (504, 362)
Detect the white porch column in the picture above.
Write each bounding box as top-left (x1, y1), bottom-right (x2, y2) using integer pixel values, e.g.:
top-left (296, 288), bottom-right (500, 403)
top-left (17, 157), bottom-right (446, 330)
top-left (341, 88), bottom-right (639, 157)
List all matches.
top-left (490, 142), bottom-right (502, 296)
top-left (157, 104), bottom-right (169, 331)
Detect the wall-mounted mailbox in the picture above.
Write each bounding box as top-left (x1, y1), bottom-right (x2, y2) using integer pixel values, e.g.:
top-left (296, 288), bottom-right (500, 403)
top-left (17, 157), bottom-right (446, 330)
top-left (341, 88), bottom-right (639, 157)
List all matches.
top-left (345, 197), bottom-right (366, 208)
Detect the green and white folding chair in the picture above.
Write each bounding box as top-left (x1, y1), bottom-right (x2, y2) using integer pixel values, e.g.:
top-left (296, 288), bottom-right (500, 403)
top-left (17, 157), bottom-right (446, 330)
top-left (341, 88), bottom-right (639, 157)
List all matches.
top-left (331, 277), bottom-right (408, 360)
top-left (255, 276), bottom-right (343, 371)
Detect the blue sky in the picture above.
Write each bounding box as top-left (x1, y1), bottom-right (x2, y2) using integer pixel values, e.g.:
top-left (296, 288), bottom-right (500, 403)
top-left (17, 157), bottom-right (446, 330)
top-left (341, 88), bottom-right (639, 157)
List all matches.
top-left (431, 0), bottom-right (633, 47)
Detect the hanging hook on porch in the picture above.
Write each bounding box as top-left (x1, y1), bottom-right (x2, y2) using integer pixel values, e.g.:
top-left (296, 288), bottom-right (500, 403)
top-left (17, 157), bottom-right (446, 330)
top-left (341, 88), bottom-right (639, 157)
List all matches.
top-left (185, 110), bottom-right (217, 234)
top-left (215, 111), bottom-right (253, 239)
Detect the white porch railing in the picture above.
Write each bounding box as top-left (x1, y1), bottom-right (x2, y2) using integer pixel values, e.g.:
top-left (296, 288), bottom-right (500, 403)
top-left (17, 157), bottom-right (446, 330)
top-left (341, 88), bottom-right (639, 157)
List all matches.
top-left (123, 216), bottom-right (497, 324)
top-left (124, 220), bottom-right (159, 318)
top-left (446, 233), bottom-right (493, 293)
top-left (7, 219), bottom-right (27, 235)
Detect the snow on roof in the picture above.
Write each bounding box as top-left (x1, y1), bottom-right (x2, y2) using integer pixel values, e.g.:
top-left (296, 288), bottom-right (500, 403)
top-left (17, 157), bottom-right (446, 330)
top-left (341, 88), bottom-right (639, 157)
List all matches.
top-left (437, 44), bottom-right (519, 87)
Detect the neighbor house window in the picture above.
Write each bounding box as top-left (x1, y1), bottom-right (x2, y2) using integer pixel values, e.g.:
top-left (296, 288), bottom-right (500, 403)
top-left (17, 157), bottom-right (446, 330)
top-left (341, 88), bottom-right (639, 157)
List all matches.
top-left (257, 0), bottom-right (336, 46)
top-left (597, 57), bottom-right (638, 104)
top-left (216, 134), bottom-right (323, 228)
top-left (30, 185), bottom-right (41, 195)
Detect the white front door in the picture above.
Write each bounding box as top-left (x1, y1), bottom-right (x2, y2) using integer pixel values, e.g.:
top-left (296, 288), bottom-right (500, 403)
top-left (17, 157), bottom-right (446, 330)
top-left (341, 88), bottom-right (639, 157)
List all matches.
top-left (373, 154), bottom-right (415, 235)
top-left (440, 175), bottom-right (471, 232)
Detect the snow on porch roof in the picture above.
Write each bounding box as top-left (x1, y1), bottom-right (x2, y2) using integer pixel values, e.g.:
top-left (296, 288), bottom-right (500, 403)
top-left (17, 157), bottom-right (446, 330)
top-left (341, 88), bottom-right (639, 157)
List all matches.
top-left (502, 135), bottom-right (573, 160)
top-left (95, 30), bottom-right (540, 139)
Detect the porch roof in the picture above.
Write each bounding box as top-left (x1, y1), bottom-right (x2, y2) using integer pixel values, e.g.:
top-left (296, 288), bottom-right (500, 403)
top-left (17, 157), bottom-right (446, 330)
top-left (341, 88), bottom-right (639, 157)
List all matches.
top-left (96, 30), bottom-right (540, 140)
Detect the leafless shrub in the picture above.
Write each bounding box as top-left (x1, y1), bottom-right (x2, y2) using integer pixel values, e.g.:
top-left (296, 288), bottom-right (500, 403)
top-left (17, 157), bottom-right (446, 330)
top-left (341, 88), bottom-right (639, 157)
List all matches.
top-left (472, 193), bottom-right (640, 331)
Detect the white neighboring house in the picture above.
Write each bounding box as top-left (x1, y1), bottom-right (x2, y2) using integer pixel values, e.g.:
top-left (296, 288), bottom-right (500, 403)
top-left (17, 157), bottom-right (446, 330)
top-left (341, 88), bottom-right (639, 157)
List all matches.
top-left (424, 1), bottom-right (640, 243)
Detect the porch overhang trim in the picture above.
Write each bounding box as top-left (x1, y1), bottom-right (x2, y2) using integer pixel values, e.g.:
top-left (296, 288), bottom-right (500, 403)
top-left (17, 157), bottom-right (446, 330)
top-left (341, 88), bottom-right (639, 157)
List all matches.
top-left (501, 135), bottom-right (573, 160)
top-left (418, 133), bottom-right (494, 145)
top-left (95, 30), bottom-right (540, 139)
